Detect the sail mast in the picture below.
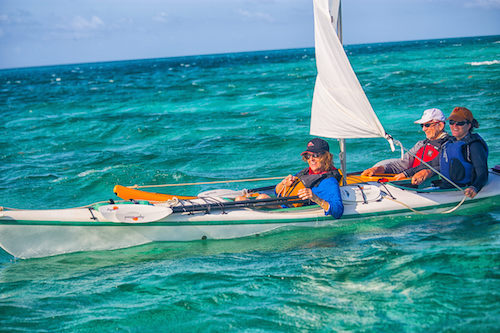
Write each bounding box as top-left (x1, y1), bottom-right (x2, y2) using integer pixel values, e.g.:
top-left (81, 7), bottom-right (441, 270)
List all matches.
top-left (336, 0), bottom-right (342, 44)
top-left (336, 0), bottom-right (347, 185)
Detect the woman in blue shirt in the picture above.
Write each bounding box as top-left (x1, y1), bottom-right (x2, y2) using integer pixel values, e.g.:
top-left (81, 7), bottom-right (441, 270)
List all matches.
top-left (276, 138), bottom-right (344, 218)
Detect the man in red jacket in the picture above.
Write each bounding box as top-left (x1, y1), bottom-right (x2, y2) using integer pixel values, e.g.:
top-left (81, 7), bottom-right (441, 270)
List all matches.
top-left (362, 108), bottom-right (450, 185)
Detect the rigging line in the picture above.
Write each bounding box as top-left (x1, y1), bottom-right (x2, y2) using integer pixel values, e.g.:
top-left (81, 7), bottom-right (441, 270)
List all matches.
top-left (128, 176), bottom-right (286, 189)
top-left (382, 196), bottom-right (424, 215)
top-left (64, 200), bottom-right (137, 210)
top-left (392, 139), bottom-right (465, 193)
top-left (382, 194), bottom-right (467, 215)
top-left (0, 200), bottom-right (131, 211)
top-left (384, 138), bottom-right (469, 214)
top-left (441, 196), bottom-right (467, 214)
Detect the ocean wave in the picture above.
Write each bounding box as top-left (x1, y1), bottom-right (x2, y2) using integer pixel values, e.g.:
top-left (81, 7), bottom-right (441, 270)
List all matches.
top-left (50, 176), bottom-right (68, 183)
top-left (467, 60), bottom-right (500, 66)
top-left (78, 166), bottom-right (114, 177)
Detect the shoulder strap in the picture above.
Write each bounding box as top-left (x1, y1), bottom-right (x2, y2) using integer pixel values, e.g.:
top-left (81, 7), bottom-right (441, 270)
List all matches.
top-left (298, 168), bottom-right (341, 188)
top-left (329, 169), bottom-right (342, 183)
top-left (296, 167), bottom-right (309, 178)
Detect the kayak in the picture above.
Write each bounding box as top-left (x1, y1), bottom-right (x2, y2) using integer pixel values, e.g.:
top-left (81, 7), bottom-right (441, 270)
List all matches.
top-left (1, 171), bottom-right (499, 259)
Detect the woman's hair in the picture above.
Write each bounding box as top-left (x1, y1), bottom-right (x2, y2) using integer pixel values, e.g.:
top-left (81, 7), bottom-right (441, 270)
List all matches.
top-left (302, 152), bottom-right (335, 171)
top-left (470, 118), bottom-right (479, 132)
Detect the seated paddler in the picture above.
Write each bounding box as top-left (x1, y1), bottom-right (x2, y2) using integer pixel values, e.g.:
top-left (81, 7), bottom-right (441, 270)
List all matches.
top-left (275, 138), bottom-right (344, 218)
top-left (435, 107), bottom-right (488, 198)
top-left (361, 108), bottom-right (450, 185)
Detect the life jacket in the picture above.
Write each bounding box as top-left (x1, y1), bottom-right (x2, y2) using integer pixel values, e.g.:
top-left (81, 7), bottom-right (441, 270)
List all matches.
top-left (411, 136), bottom-right (449, 168)
top-left (276, 167), bottom-right (341, 207)
top-left (296, 167), bottom-right (342, 188)
top-left (412, 143), bottom-right (440, 167)
top-left (440, 133), bottom-right (488, 186)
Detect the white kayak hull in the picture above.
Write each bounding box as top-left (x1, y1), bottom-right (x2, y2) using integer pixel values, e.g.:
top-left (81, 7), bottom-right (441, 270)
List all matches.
top-left (1, 175), bottom-right (499, 259)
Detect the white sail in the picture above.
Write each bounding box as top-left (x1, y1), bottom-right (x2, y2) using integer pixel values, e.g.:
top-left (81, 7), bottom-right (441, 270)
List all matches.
top-left (310, 0), bottom-right (387, 139)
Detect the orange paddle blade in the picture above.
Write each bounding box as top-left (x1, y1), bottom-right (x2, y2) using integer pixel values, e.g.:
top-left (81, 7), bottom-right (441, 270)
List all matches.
top-left (113, 185), bottom-right (197, 201)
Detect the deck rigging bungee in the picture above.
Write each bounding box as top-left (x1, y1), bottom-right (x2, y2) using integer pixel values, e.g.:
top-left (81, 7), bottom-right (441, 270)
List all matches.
top-left (169, 196), bottom-right (312, 215)
top-left (95, 194), bottom-right (315, 223)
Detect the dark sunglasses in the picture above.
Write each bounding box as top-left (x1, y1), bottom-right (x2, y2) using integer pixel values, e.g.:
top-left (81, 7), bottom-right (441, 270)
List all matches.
top-left (449, 120), bottom-right (469, 126)
top-left (420, 122), bottom-right (439, 128)
top-left (304, 152), bottom-right (324, 159)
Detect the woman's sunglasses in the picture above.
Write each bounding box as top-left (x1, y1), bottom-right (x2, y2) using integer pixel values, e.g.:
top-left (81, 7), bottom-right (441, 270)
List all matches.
top-left (304, 152), bottom-right (324, 159)
top-left (449, 120), bottom-right (470, 126)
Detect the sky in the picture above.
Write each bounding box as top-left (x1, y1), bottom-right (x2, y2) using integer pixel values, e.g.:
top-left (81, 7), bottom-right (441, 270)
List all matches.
top-left (0, 0), bottom-right (499, 69)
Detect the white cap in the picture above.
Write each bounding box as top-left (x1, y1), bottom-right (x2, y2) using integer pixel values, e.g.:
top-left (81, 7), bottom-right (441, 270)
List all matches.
top-left (414, 108), bottom-right (446, 124)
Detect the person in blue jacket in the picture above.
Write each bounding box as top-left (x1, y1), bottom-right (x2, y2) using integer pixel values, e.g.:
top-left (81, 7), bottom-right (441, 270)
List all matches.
top-left (276, 138), bottom-right (344, 218)
top-left (439, 107), bottom-right (489, 198)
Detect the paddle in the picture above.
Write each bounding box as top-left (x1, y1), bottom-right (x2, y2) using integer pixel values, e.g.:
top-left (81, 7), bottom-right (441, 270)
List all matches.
top-left (114, 184), bottom-right (277, 201)
top-left (197, 185), bottom-right (276, 199)
top-left (114, 173), bottom-right (401, 203)
top-left (170, 196), bottom-right (311, 214)
top-left (114, 185), bottom-right (198, 201)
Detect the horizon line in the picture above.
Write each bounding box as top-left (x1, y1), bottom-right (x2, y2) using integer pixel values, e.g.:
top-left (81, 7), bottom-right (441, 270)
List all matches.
top-left (1, 34), bottom-right (498, 71)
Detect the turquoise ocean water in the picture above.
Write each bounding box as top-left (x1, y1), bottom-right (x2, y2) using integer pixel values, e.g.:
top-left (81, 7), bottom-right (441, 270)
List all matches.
top-left (1, 35), bottom-right (499, 331)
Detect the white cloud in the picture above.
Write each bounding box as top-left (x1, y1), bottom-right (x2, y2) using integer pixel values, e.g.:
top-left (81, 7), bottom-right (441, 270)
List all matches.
top-left (49, 15), bottom-right (105, 40)
top-left (0, 9), bottom-right (36, 26)
top-left (237, 9), bottom-right (275, 23)
top-left (71, 15), bottom-right (104, 31)
top-left (153, 12), bottom-right (168, 23)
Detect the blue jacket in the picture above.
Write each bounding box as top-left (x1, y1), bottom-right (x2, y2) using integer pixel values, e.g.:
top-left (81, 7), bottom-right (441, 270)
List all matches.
top-left (295, 168), bottom-right (344, 218)
top-left (310, 177), bottom-right (344, 218)
top-left (440, 133), bottom-right (489, 192)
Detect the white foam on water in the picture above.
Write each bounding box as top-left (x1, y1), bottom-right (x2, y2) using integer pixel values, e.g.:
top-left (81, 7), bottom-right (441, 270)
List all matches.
top-left (78, 166), bottom-right (113, 177)
top-left (467, 60), bottom-right (500, 66)
top-left (50, 176), bottom-right (68, 183)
